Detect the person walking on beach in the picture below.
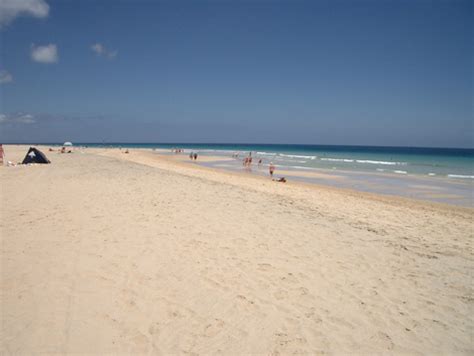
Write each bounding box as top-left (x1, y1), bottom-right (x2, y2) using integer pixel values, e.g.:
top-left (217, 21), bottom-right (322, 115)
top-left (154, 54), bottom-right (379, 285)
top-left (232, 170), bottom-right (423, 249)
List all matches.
top-left (269, 162), bottom-right (275, 177)
top-left (193, 153), bottom-right (198, 160)
top-left (189, 152), bottom-right (194, 160)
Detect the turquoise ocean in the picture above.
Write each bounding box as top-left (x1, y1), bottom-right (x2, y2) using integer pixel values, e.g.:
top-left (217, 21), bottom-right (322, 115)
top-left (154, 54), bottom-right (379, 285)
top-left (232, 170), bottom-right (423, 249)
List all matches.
top-left (72, 143), bottom-right (473, 206)
top-left (81, 143), bottom-right (473, 178)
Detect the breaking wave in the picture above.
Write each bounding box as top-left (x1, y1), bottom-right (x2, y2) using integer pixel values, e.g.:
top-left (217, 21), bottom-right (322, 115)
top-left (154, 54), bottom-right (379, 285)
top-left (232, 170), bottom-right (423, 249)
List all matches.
top-left (320, 158), bottom-right (354, 162)
top-left (279, 154), bottom-right (317, 160)
top-left (320, 157), bottom-right (407, 165)
top-left (356, 160), bottom-right (407, 166)
top-left (447, 174), bottom-right (474, 179)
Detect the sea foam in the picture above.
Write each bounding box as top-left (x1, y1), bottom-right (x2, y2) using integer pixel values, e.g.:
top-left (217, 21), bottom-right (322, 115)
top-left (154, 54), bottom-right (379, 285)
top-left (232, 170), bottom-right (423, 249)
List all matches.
top-left (447, 174), bottom-right (474, 179)
top-left (279, 154), bottom-right (317, 160)
top-left (320, 158), bottom-right (406, 165)
top-left (320, 158), bottom-right (354, 162)
top-left (356, 160), bottom-right (407, 166)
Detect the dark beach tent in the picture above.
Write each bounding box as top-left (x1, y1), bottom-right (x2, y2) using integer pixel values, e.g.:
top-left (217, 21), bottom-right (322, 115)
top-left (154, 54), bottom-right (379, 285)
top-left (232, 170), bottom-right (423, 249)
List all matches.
top-left (22, 147), bottom-right (51, 164)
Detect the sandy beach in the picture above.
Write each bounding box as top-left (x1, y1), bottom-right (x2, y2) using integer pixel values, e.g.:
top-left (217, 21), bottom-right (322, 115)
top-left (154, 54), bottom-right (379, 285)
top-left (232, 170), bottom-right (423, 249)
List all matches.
top-left (1, 145), bottom-right (472, 354)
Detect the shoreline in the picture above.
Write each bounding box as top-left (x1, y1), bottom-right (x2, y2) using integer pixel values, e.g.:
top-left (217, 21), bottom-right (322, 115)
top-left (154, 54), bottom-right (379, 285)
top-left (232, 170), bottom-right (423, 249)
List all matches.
top-left (3, 144), bottom-right (472, 210)
top-left (88, 146), bottom-right (474, 207)
top-left (106, 147), bottom-right (474, 210)
top-left (27, 143), bottom-right (474, 180)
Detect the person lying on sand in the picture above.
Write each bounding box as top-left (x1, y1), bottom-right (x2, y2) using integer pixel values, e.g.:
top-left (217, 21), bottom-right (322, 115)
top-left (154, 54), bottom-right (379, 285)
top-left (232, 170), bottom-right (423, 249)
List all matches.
top-left (273, 177), bottom-right (287, 183)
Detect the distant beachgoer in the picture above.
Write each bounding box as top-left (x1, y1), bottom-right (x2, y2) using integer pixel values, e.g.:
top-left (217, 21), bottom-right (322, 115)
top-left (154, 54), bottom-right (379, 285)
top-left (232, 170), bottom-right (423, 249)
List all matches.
top-left (190, 152), bottom-right (194, 160)
top-left (194, 153), bottom-right (198, 160)
top-left (258, 159), bottom-right (262, 166)
top-left (269, 162), bottom-right (275, 177)
top-left (124, 149), bottom-right (129, 154)
top-left (273, 177), bottom-right (286, 183)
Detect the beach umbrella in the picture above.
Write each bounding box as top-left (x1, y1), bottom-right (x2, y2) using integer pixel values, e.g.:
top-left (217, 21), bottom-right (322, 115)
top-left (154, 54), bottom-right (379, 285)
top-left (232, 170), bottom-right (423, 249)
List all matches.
top-left (63, 142), bottom-right (73, 146)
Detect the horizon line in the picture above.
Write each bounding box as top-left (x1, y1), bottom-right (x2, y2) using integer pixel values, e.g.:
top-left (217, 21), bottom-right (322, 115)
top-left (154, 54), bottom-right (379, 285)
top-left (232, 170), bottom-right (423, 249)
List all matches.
top-left (2, 142), bottom-right (473, 150)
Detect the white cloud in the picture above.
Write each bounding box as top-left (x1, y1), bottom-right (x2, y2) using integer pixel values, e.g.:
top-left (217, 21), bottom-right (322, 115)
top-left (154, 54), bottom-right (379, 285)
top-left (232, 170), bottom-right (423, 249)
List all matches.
top-left (31, 43), bottom-right (58, 63)
top-left (0, 113), bottom-right (36, 124)
top-left (91, 43), bottom-right (118, 59)
top-left (91, 43), bottom-right (105, 55)
top-left (0, 0), bottom-right (49, 28)
top-left (0, 70), bottom-right (13, 84)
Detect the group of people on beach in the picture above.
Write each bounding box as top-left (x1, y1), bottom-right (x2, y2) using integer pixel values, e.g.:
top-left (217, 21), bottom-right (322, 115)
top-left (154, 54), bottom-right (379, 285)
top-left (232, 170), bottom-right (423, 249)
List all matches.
top-left (242, 152), bottom-right (263, 168)
top-left (240, 152), bottom-right (277, 179)
top-left (243, 153), bottom-right (253, 168)
top-left (174, 148), bottom-right (282, 181)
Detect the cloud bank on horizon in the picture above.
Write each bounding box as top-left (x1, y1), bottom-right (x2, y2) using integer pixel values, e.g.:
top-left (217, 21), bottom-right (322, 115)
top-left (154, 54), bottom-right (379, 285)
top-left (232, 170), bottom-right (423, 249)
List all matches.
top-left (0, 113), bottom-right (36, 124)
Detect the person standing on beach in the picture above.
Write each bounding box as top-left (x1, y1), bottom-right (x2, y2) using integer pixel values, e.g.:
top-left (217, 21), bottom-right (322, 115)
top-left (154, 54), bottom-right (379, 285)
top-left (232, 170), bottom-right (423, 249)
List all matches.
top-left (194, 153), bottom-right (198, 160)
top-left (269, 162), bottom-right (275, 177)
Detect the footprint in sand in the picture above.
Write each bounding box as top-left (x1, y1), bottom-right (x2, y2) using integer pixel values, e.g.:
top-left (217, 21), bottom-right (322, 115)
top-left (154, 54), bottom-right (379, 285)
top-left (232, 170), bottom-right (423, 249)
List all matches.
top-left (148, 322), bottom-right (160, 336)
top-left (203, 318), bottom-right (225, 337)
top-left (273, 332), bottom-right (308, 353)
top-left (274, 290), bottom-right (288, 300)
top-left (236, 294), bottom-right (256, 307)
top-left (257, 263), bottom-right (273, 272)
top-left (369, 331), bottom-right (394, 350)
top-left (126, 331), bottom-right (150, 354)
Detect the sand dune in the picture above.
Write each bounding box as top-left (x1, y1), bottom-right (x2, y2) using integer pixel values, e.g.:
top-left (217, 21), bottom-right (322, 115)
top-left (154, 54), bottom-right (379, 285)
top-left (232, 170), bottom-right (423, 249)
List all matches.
top-left (1, 145), bottom-right (472, 354)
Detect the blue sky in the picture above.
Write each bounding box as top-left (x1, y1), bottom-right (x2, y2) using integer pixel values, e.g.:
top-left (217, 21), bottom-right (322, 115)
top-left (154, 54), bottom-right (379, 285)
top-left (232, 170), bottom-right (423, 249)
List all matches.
top-left (0, 0), bottom-right (472, 147)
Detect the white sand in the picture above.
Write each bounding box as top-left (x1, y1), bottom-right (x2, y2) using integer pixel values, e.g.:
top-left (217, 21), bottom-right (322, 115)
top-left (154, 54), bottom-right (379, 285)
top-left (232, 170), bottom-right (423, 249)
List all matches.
top-left (1, 145), bottom-right (473, 354)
